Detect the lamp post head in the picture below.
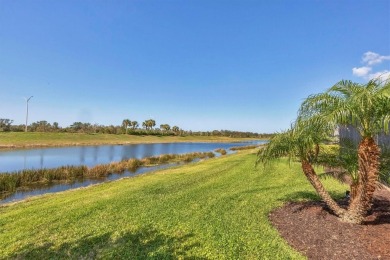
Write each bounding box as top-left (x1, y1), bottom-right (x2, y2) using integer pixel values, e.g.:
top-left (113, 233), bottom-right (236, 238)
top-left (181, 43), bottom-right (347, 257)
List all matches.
top-left (24, 96), bottom-right (33, 102)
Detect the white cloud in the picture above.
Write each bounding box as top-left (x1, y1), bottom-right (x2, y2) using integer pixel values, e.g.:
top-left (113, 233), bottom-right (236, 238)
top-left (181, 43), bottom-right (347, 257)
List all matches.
top-left (352, 51), bottom-right (390, 81)
top-left (368, 70), bottom-right (390, 81)
top-left (352, 66), bottom-right (371, 77)
top-left (362, 51), bottom-right (390, 66)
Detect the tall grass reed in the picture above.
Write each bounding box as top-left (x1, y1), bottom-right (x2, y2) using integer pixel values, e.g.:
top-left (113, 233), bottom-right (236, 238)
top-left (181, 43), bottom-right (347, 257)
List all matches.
top-left (0, 151), bottom-right (216, 196)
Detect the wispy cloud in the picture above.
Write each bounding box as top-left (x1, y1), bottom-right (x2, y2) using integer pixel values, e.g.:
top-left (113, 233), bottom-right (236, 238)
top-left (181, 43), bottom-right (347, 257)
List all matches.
top-left (362, 51), bottom-right (390, 66)
top-left (368, 70), bottom-right (390, 81)
top-left (352, 51), bottom-right (390, 81)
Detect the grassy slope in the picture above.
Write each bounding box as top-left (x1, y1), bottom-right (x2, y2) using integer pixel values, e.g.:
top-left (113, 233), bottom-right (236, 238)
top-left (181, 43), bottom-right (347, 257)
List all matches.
top-left (0, 132), bottom-right (260, 148)
top-left (0, 151), bottom-right (346, 259)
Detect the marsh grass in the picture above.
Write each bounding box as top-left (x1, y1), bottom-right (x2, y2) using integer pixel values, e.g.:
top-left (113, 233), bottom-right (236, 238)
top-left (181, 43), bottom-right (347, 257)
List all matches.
top-left (88, 164), bottom-right (111, 178)
top-left (215, 148), bottom-right (227, 155)
top-left (0, 166), bottom-right (87, 194)
top-left (126, 158), bottom-right (142, 171)
top-left (0, 152), bottom-right (216, 196)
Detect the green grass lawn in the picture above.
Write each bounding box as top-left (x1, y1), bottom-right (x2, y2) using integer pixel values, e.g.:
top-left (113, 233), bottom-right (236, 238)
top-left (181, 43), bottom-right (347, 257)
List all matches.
top-left (0, 132), bottom-right (261, 148)
top-left (0, 151), bottom-right (346, 259)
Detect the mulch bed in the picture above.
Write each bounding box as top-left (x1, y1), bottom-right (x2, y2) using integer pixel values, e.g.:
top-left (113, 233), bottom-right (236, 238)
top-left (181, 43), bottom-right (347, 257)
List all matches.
top-left (270, 189), bottom-right (390, 260)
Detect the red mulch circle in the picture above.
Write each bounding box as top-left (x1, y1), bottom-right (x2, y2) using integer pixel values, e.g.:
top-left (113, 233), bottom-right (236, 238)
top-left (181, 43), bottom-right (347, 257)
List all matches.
top-left (269, 189), bottom-right (390, 260)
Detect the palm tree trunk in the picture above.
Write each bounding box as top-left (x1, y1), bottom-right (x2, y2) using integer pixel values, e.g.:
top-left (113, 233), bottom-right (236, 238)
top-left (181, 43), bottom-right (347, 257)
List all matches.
top-left (343, 137), bottom-right (380, 224)
top-left (301, 160), bottom-right (346, 217)
top-left (350, 182), bottom-right (358, 200)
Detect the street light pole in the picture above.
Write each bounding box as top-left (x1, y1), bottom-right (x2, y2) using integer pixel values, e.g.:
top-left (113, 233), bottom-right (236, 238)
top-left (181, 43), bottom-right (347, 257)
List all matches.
top-left (25, 96), bottom-right (33, 132)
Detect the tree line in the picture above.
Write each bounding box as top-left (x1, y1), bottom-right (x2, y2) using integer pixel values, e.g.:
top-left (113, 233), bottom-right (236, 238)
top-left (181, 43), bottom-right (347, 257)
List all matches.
top-left (0, 118), bottom-right (271, 138)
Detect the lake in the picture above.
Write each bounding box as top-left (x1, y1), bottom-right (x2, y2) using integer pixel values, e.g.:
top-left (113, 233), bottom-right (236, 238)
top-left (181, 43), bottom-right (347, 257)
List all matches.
top-left (0, 141), bottom-right (266, 172)
top-left (0, 141), bottom-right (266, 204)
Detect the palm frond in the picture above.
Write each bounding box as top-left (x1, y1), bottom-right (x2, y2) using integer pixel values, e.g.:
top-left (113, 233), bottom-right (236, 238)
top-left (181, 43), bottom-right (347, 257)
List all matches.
top-left (328, 80), bottom-right (361, 99)
top-left (256, 129), bottom-right (297, 166)
top-left (257, 116), bottom-right (332, 167)
top-left (301, 78), bottom-right (390, 138)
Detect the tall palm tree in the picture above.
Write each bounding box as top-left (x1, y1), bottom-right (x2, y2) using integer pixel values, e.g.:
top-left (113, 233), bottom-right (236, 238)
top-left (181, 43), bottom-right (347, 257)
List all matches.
top-left (257, 119), bottom-right (347, 217)
top-left (122, 119), bottom-right (131, 134)
top-left (142, 121), bottom-right (148, 130)
top-left (131, 121), bottom-right (139, 130)
top-left (299, 78), bottom-right (390, 223)
top-left (147, 119), bottom-right (156, 130)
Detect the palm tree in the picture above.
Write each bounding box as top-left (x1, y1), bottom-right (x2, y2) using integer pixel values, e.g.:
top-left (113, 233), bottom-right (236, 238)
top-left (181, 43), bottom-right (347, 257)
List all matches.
top-left (257, 119), bottom-right (347, 218)
top-left (142, 121), bottom-right (148, 130)
top-left (172, 126), bottom-right (180, 134)
top-left (130, 121), bottom-right (139, 130)
top-left (147, 119), bottom-right (156, 130)
top-left (122, 119), bottom-right (131, 134)
top-left (299, 78), bottom-right (390, 223)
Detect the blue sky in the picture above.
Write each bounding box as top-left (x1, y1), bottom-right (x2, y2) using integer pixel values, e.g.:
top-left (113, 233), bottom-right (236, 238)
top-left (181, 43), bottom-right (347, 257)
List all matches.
top-left (1, 0), bottom-right (389, 133)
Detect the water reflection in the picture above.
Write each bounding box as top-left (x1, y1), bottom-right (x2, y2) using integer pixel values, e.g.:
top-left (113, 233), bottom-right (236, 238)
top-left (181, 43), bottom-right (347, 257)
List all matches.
top-left (40, 151), bottom-right (44, 169)
top-left (109, 146), bottom-right (114, 161)
top-left (93, 146), bottom-right (99, 163)
top-left (80, 146), bottom-right (86, 164)
top-left (0, 141), bottom-right (266, 173)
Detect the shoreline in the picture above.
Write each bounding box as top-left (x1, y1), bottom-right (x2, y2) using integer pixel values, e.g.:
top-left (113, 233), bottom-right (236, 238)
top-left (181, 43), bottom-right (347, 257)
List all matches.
top-left (0, 133), bottom-right (265, 150)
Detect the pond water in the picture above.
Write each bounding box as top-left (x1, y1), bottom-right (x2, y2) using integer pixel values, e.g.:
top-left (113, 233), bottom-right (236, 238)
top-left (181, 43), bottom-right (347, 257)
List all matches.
top-left (0, 141), bottom-right (265, 173)
top-left (0, 141), bottom-right (266, 204)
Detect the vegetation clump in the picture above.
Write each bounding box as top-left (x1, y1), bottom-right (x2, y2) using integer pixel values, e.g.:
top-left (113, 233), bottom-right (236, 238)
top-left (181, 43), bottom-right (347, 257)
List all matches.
top-left (214, 148), bottom-right (227, 155)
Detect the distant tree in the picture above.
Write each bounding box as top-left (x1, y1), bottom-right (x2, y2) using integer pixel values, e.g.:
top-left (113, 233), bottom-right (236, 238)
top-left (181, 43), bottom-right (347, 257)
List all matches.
top-left (30, 121), bottom-right (51, 132)
top-left (212, 130), bottom-right (221, 136)
top-left (122, 119), bottom-right (131, 134)
top-left (69, 122), bottom-right (93, 133)
top-left (143, 119), bottom-right (156, 130)
top-left (92, 123), bottom-right (101, 133)
top-left (172, 126), bottom-right (180, 134)
top-left (0, 118), bottom-right (13, 132)
top-left (148, 119), bottom-right (156, 130)
top-left (52, 122), bottom-right (60, 130)
top-left (10, 124), bottom-right (25, 132)
top-left (70, 122), bottom-right (83, 132)
top-left (160, 124), bottom-right (171, 132)
top-left (130, 121), bottom-right (139, 130)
